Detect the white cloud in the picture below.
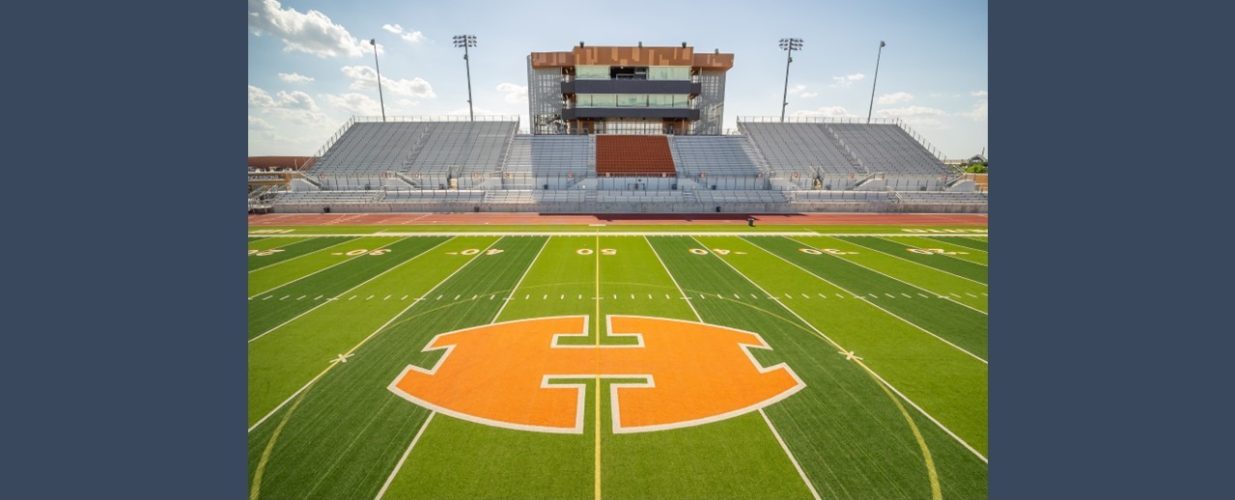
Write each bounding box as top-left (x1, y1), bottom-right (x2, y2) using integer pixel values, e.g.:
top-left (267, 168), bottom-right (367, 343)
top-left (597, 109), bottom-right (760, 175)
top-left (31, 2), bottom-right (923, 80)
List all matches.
top-left (792, 106), bottom-right (858, 118)
top-left (277, 72), bottom-right (314, 84)
top-left (496, 82), bottom-right (528, 104)
top-left (322, 93), bottom-right (383, 115)
top-left (381, 23), bottom-right (427, 44)
top-left (877, 92), bottom-right (914, 105)
top-left (965, 100), bottom-right (987, 121)
top-left (971, 90), bottom-right (988, 97)
top-left (248, 85), bottom-right (325, 124)
top-left (875, 105), bottom-right (948, 128)
top-left (248, 115), bottom-right (273, 130)
top-left (340, 65), bottom-right (436, 99)
top-left (248, 0), bottom-right (370, 58)
top-left (786, 84), bottom-right (818, 99)
top-left (829, 73), bottom-right (866, 88)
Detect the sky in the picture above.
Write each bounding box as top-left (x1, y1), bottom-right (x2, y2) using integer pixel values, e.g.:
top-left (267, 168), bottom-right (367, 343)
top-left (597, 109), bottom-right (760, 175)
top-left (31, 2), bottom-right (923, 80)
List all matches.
top-left (248, 0), bottom-right (987, 158)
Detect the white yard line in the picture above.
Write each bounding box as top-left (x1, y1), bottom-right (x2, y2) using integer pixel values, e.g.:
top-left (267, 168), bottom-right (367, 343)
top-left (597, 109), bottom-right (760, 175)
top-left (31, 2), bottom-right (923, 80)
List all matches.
top-left (248, 237), bottom-right (407, 299)
top-left (646, 236), bottom-right (819, 498)
top-left (248, 237), bottom-right (357, 274)
top-left (371, 236), bottom-right (550, 497)
top-left (748, 237), bottom-right (987, 365)
top-left (248, 238), bottom-right (501, 432)
top-left (373, 412), bottom-right (436, 500)
top-left (248, 238), bottom-right (452, 343)
top-left (840, 237), bottom-right (989, 287)
top-left (691, 237), bottom-right (987, 463)
top-left (760, 409), bottom-right (822, 500)
top-left (787, 237), bottom-right (988, 316)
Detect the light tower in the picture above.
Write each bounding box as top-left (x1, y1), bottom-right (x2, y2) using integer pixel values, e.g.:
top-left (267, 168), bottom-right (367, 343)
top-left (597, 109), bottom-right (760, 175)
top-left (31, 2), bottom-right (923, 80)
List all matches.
top-left (778, 37), bottom-right (803, 122)
top-left (453, 34), bottom-right (478, 121)
top-left (370, 38), bottom-right (385, 121)
top-left (867, 41), bottom-right (886, 124)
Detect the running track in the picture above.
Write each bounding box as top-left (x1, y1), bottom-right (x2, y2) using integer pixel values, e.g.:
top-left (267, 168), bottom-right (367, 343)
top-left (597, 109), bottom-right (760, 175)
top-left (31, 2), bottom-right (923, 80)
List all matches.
top-left (248, 212), bottom-right (988, 226)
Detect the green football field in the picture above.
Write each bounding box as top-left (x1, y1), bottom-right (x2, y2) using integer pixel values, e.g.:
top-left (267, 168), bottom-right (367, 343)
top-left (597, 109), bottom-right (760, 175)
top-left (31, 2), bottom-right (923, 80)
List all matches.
top-left (248, 225), bottom-right (988, 499)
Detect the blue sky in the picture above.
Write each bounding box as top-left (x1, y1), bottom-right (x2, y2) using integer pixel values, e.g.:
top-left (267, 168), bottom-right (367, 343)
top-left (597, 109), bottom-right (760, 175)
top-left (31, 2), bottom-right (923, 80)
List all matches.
top-left (248, 0), bottom-right (987, 157)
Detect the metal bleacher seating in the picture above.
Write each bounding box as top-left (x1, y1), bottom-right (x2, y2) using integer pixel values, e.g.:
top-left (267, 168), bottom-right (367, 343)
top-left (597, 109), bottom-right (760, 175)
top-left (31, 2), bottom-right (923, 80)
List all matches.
top-left (828, 124), bottom-right (950, 176)
top-left (668, 136), bottom-right (764, 177)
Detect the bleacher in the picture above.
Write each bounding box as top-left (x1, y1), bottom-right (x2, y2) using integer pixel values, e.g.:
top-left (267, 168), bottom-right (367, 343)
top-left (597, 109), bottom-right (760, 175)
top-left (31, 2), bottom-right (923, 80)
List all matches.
top-left (264, 117), bottom-right (985, 214)
top-left (669, 136), bottom-right (764, 177)
top-left (595, 135), bottom-right (676, 176)
top-left (503, 135), bottom-right (594, 176)
top-left (739, 122), bottom-right (861, 178)
top-left (407, 122), bottom-right (517, 176)
top-left (829, 124), bottom-right (950, 177)
top-left (310, 122), bottom-right (429, 174)
top-left (893, 191), bottom-right (988, 204)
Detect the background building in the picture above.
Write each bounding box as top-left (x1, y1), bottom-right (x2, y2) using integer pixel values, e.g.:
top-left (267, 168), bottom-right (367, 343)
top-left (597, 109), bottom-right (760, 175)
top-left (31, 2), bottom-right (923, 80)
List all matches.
top-left (527, 43), bottom-right (733, 135)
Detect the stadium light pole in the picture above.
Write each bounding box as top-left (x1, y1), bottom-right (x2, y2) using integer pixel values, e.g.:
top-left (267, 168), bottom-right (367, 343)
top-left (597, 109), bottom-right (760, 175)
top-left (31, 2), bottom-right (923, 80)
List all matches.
top-left (778, 38), bottom-right (803, 122)
top-left (370, 38), bottom-right (386, 122)
top-left (453, 34), bottom-right (478, 121)
top-left (866, 41), bottom-right (886, 124)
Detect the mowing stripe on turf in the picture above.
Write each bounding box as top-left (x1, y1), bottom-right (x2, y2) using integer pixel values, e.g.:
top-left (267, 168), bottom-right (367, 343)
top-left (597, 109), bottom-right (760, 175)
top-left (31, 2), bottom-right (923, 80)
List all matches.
top-left (648, 236), bottom-right (983, 497)
top-left (647, 236), bottom-right (820, 500)
top-left (804, 235), bottom-right (987, 313)
top-left (694, 236), bottom-right (986, 463)
top-left (849, 237), bottom-right (988, 283)
top-left (373, 236), bottom-right (548, 500)
top-left (835, 235), bottom-right (989, 287)
top-left (248, 237), bottom-right (442, 338)
top-left (249, 237), bottom-right (547, 499)
top-left (752, 237), bottom-right (988, 360)
top-left (934, 236), bottom-right (988, 252)
top-left (248, 237), bottom-right (434, 342)
top-left (893, 236), bottom-right (988, 266)
top-left (796, 236), bottom-right (987, 316)
top-left (247, 236), bottom-right (403, 299)
top-left (248, 236), bottom-right (358, 273)
top-left (247, 237), bottom-right (496, 425)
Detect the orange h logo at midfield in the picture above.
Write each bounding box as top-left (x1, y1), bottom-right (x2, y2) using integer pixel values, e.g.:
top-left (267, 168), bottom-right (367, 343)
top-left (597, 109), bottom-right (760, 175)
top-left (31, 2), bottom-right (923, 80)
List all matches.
top-left (388, 316), bottom-right (804, 433)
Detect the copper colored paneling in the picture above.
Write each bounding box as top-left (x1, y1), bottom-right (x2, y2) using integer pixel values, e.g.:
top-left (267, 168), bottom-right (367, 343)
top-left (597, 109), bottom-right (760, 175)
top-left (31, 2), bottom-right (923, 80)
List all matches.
top-left (533, 47), bottom-right (733, 71)
top-left (530, 52), bottom-right (574, 68)
top-left (692, 53), bottom-right (734, 70)
top-left (572, 46), bottom-right (694, 66)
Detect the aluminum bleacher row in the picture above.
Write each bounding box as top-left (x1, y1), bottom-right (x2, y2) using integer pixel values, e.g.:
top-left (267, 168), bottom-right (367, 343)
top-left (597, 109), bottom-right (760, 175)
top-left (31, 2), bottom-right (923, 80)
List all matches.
top-left (267, 116), bottom-right (985, 213)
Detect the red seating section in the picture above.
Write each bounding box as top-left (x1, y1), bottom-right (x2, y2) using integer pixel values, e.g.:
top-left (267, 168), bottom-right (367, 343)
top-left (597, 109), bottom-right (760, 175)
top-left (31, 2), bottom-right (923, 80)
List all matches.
top-left (595, 135), bottom-right (676, 177)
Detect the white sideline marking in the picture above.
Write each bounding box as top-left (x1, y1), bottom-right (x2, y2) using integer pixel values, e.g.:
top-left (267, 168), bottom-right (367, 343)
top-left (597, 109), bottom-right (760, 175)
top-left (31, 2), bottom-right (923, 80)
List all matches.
top-left (761, 409), bottom-right (822, 500)
top-left (248, 238), bottom-right (501, 433)
top-left (698, 237), bottom-right (987, 463)
top-left (374, 412), bottom-right (436, 500)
